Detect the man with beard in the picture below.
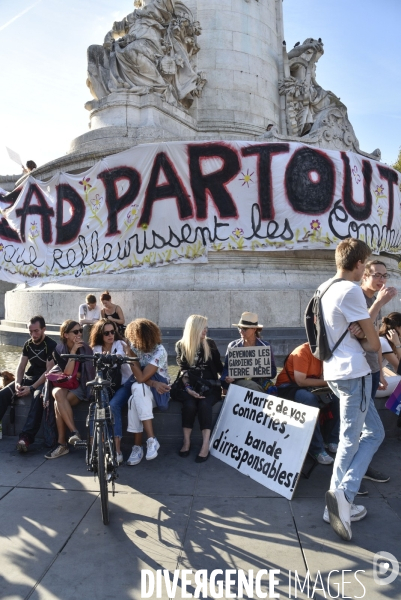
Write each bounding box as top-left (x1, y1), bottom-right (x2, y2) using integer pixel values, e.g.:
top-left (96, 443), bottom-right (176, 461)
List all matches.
top-left (0, 316), bottom-right (56, 452)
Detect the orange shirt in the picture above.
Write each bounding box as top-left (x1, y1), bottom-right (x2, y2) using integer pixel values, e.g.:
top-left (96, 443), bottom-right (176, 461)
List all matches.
top-left (276, 342), bottom-right (323, 386)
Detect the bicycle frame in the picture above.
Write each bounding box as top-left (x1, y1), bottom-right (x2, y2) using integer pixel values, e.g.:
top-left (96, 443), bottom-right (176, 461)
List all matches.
top-left (62, 352), bottom-right (138, 525)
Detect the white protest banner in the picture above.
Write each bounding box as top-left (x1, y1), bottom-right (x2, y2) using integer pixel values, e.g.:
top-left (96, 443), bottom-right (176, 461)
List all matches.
top-left (0, 140), bottom-right (400, 284)
top-left (228, 345), bottom-right (271, 379)
top-left (6, 147), bottom-right (23, 167)
top-left (210, 385), bottom-right (319, 499)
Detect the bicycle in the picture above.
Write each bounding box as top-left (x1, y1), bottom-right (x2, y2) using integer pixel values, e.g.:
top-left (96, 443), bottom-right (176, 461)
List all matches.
top-left (62, 352), bottom-right (138, 525)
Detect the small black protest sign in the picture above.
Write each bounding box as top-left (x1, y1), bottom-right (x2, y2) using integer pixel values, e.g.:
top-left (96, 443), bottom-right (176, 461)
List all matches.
top-left (228, 345), bottom-right (272, 379)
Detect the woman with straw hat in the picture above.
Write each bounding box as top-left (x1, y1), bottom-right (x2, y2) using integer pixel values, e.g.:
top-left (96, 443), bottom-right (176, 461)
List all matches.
top-left (221, 312), bottom-right (277, 393)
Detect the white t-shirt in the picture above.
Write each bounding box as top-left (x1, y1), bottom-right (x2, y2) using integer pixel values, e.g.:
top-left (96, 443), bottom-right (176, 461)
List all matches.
top-left (320, 278), bottom-right (371, 381)
top-left (380, 336), bottom-right (393, 368)
top-left (131, 343), bottom-right (169, 382)
top-left (79, 303), bottom-right (101, 323)
top-left (92, 340), bottom-right (132, 383)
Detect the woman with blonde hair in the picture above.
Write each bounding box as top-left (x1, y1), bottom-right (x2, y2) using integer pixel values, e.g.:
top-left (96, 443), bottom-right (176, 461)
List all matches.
top-left (175, 315), bottom-right (223, 462)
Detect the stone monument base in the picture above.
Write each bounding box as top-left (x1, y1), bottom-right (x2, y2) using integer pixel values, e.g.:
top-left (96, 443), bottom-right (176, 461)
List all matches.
top-left (70, 92), bottom-right (198, 156)
top-left (5, 251), bottom-right (401, 330)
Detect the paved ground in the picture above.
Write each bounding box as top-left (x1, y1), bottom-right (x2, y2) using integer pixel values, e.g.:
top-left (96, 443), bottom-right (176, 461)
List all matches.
top-left (0, 435), bottom-right (400, 600)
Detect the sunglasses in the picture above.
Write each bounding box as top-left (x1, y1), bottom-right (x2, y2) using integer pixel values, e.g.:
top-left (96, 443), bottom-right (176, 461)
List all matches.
top-left (70, 328), bottom-right (83, 335)
top-left (103, 330), bottom-right (115, 336)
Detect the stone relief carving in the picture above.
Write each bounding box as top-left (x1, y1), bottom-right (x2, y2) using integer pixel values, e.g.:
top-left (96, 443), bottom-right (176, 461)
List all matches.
top-left (86, 0), bottom-right (206, 111)
top-left (278, 38), bottom-right (365, 153)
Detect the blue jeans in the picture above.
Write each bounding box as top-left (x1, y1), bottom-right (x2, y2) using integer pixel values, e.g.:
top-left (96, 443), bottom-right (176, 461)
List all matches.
top-left (328, 374), bottom-right (384, 503)
top-left (109, 375), bottom-right (135, 438)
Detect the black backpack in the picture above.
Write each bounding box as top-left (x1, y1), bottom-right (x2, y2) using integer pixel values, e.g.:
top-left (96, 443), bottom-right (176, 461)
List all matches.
top-left (304, 278), bottom-right (348, 361)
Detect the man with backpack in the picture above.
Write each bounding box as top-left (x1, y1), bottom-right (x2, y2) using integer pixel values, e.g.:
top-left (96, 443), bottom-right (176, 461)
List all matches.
top-left (312, 238), bottom-right (383, 541)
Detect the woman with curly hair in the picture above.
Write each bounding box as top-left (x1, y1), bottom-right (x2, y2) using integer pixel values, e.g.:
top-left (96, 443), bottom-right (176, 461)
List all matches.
top-left (175, 315), bottom-right (223, 462)
top-left (110, 319), bottom-right (170, 465)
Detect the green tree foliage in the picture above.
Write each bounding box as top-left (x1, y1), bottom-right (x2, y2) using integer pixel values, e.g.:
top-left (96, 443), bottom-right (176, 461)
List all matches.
top-left (392, 148), bottom-right (401, 173)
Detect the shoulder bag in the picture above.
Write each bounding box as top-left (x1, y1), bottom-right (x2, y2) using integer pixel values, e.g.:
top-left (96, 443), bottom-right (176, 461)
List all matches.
top-left (45, 361), bottom-right (80, 390)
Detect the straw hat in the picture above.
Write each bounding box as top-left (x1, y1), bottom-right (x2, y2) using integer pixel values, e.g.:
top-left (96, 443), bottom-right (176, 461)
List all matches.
top-left (232, 312), bottom-right (263, 328)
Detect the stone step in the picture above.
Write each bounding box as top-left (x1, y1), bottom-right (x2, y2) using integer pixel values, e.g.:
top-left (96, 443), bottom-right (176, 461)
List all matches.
top-left (2, 388), bottom-right (400, 445)
top-left (1, 395), bottom-right (222, 443)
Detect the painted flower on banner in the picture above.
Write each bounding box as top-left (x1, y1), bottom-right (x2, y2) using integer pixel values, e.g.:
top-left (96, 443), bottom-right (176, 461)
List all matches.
top-left (232, 228), bottom-right (244, 238)
top-left (30, 222), bottom-right (39, 237)
top-left (239, 169), bottom-right (254, 187)
top-left (79, 177), bottom-right (92, 192)
top-left (351, 165), bottom-right (361, 184)
top-left (0, 244), bottom-right (4, 252)
top-left (123, 205), bottom-right (140, 233)
top-left (374, 184), bottom-right (386, 202)
top-left (28, 221), bottom-right (40, 247)
top-left (90, 194), bottom-right (102, 212)
top-left (310, 219), bottom-right (321, 231)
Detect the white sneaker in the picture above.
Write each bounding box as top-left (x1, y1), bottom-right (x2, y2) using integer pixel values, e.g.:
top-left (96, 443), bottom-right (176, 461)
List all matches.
top-left (68, 431), bottom-right (81, 445)
top-left (45, 444), bottom-right (69, 460)
top-left (325, 489), bottom-right (352, 541)
top-left (116, 452), bottom-right (124, 464)
top-left (328, 443), bottom-right (338, 453)
top-left (146, 437), bottom-right (160, 461)
top-left (126, 445), bottom-right (143, 466)
top-left (315, 451), bottom-right (334, 465)
top-left (323, 503), bottom-right (367, 523)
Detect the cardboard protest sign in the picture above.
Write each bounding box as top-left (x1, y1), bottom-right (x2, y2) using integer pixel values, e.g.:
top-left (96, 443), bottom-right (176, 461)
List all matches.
top-left (228, 345), bottom-right (271, 379)
top-left (210, 385), bottom-right (319, 499)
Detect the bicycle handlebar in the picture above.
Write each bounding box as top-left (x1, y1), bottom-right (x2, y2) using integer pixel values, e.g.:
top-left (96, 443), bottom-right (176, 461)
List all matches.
top-left (61, 353), bottom-right (139, 366)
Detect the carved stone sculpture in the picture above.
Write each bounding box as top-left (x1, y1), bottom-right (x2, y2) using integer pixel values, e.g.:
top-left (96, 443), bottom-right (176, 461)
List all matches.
top-left (279, 38), bottom-right (360, 152)
top-left (86, 0), bottom-right (206, 111)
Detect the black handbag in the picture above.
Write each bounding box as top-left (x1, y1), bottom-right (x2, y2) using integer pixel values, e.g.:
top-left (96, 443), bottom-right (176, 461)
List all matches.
top-left (169, 370), bottom-right (184, 401)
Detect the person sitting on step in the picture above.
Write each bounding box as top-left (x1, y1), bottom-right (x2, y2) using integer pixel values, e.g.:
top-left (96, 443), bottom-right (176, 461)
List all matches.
top-left (175, 315), bottom-right (223, 462)
top-left (0, 315), bottom-right (57, 453)
top-left (100, 291), bottom-right (125, 336)
top-left (44, 320), bottom-right (94, 460)
top-left (116, 319), bottom-right (169, 465)
top-left (220, 312), bottom-right (277, 394)
top-left (276, 342), bottom-right (340, 465)
top-left (79, 294), bottom-right (101, 343)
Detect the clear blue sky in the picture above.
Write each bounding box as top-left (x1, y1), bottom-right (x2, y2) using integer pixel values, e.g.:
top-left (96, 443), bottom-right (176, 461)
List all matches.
top-left (0, 0), bottom-right (400, 175)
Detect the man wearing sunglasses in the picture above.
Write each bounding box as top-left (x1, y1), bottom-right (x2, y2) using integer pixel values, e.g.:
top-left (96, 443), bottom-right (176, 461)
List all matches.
top-left (0, 316), bottom-right (57, 452)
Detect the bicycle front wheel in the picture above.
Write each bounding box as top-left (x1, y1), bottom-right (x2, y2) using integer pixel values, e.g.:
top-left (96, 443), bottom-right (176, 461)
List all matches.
top-left (97, 424), bottom-right (109, 525)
